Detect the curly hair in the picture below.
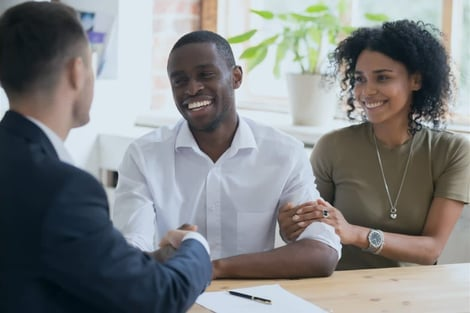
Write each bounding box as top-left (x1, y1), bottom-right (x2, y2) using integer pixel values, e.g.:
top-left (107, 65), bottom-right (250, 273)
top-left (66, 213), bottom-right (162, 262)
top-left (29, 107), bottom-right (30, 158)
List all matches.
top-left (330, 19), bottom-right (455, 134)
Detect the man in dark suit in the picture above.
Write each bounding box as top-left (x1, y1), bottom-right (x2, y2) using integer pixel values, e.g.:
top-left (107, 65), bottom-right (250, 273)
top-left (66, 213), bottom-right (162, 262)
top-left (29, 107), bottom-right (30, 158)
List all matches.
top-left (0, 2), bottom-right (212, 313)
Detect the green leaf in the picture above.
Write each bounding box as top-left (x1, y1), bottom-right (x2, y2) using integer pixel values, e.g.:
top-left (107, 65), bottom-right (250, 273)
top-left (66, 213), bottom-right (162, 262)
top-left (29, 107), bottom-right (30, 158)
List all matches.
top-left (290, 13), bottom-right (318, 23)
top-left (307, 47), bottom-right (319, 73)
top-left (337, 0), bottom-right (347, 15)
top-left (273, 41), bottom-right (289, 78)
top-left (227, 29), bottom-right (257, 44)
top-left (341, 26), bottom-right (356, 35)
top-left (239, 45), bottom-right (263, 59)
top-left (305, 4), bottom-right (329, 14)
top-left (306, 27), bottom-right (322, 46)
top-left (245, 47), bottom-right (268, 72)
top-left (316, 14), bottom-right (340, 29)
top-left (227, 29), bottom-right (258, 43)
top-left (251, 9), bottom-right (274, 20)
top-left (259, 34), bottom-right (279, 46)
top-left (364, 13), bottom-right (389, 22)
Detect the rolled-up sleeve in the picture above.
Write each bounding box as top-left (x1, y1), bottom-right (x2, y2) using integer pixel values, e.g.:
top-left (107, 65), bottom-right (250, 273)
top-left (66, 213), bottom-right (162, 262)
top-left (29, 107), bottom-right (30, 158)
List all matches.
top-left (297, 222), bottom-right (342, 259)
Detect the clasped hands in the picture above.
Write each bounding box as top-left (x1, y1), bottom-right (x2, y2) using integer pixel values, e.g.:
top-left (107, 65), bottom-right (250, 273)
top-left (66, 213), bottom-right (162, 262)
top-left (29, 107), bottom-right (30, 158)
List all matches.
top-left (278, 199), bottom-right (353, 244)
top-left (153, 224), bottom-right (197, 262)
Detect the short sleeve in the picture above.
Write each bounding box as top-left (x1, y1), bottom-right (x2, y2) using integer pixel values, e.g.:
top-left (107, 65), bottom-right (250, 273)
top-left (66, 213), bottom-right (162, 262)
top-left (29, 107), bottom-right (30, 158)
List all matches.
top-left (310, 132), bottom-right (336, 203)
top-left (434, 135), bottom-right (470, 203)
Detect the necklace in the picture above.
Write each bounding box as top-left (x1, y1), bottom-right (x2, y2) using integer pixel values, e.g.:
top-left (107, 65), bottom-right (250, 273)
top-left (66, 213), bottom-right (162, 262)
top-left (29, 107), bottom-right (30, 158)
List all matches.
top-left (373, 134), bottom-right (415, 219)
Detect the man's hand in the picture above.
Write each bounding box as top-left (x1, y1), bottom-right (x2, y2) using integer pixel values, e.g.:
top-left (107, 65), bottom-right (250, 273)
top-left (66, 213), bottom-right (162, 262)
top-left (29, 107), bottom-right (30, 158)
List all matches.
top-left (152, 224), bottom-right (197, 262)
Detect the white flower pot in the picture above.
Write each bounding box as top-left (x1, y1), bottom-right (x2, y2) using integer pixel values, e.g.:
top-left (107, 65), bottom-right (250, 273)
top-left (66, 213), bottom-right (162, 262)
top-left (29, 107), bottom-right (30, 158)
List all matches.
top-left (286, 73), bottom-right (337, 126)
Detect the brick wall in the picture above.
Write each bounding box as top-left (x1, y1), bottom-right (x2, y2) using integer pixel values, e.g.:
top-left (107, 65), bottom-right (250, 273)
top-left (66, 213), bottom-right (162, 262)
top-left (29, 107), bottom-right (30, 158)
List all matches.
top-left (151, 0), bottom-right (201, 110)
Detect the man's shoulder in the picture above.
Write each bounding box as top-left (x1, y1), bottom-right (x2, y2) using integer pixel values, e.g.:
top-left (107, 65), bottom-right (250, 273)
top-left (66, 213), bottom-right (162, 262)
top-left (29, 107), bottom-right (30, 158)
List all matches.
top-left (39, 158), bottom-right (104, 196)
top-left (130, 120), bottom-right (184, 149)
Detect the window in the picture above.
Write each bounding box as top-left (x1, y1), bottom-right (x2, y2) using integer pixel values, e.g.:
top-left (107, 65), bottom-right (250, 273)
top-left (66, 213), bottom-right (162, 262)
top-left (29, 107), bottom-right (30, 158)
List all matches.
top-left (217, 0), bottom-right (470, 126)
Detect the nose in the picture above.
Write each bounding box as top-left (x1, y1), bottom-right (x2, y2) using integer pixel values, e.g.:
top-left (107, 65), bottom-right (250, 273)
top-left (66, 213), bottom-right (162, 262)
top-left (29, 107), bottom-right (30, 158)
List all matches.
top-left (185, 78), bottom-right (203, 96)
top-left (362, 82), bottom-right (378, 96)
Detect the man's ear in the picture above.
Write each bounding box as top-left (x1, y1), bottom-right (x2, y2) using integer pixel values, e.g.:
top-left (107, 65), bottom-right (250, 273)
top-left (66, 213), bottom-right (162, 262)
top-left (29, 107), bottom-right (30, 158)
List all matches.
top-left (411, 72), bottom-right (422, 91)
top-left (68, 56), bottom-right (85, 91)
top-left (232, 65), bottom-right (243, 89)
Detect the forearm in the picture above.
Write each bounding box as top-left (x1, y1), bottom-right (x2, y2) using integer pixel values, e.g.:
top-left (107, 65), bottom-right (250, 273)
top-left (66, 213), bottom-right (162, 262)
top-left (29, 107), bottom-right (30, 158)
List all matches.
top-left (212, 239), bottom-right (338, 279)
top-left (376, 232), bottom-right (442, 265)
top-left (348, 225), bottom-right (443, 265)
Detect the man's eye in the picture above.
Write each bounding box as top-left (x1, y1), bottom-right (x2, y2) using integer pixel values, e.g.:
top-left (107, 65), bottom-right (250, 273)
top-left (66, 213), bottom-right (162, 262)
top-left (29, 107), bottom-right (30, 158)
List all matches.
top-left (200, 72), bottom-right (215, 79)
top-left (172, 78), bottom-right (188, 86)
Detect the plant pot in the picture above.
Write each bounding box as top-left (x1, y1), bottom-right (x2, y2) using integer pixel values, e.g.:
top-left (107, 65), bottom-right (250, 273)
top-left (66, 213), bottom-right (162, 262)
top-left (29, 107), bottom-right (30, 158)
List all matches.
top-left (286, 73), bottom-right (337, 126)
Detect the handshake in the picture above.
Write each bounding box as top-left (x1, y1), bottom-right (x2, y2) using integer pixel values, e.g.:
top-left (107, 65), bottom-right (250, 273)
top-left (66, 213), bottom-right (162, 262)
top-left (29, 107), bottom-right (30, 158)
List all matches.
top-left (153, 224), bottom-right (197, 262)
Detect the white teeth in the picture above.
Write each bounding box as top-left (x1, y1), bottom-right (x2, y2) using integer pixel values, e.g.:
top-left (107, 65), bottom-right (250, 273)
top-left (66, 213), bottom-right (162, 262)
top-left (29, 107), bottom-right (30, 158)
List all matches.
top-left (364, 101), bottom-right (384, 108)
top-left (188, 100), bottom-right (211, 110)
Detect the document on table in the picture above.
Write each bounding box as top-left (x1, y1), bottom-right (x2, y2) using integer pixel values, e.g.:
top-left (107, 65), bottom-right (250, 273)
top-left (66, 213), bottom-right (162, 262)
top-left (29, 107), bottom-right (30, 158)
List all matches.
top-left (196, 284), bottom-right (327, 313)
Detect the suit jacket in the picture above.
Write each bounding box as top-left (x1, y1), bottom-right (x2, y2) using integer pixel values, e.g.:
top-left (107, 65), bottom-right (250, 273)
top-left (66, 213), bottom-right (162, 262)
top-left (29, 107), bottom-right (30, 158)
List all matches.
top-left (0, 111), bottom-right (212, 313)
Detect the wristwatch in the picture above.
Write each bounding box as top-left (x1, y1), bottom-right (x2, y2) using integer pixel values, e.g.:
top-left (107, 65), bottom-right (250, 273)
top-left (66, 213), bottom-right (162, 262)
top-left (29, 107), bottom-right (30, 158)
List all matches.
top-left (364, 229), bottom-right (384, 254)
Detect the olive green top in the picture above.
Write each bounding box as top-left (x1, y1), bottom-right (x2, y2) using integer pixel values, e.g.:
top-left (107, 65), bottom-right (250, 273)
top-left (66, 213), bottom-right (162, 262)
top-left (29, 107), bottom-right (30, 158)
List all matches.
top-left (311, 122), bottom-right (470, 270)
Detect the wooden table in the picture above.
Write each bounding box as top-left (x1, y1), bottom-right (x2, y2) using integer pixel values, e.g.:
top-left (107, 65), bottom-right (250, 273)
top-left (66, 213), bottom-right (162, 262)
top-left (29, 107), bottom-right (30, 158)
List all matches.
top-left (189, 263), bottom-right (470, 313)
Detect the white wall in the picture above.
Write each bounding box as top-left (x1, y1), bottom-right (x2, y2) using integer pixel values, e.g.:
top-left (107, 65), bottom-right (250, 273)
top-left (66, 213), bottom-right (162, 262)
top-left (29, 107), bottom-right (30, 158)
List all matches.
top-left (63, 0), bottom-right (153, 176)
top-left (0, 0), bottom-right (153, 177)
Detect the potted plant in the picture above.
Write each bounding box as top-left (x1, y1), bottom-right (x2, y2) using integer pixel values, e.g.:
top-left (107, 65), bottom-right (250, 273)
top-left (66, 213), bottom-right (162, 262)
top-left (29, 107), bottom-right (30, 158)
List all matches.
top-left (227, 1), bottom-right (387, 126)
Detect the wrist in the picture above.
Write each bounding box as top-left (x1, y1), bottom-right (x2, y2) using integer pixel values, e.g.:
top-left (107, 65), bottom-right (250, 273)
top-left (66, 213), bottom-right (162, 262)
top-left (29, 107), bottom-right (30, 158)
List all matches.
top-left (211, 259), bottom-right (223, 279)
top-left (363, 229), bottom-right (385, 254)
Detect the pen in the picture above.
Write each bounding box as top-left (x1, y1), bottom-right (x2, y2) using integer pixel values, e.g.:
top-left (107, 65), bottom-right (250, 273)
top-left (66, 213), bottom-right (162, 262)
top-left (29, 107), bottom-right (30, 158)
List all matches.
top-left (228, 290), bottom-right (272, 305)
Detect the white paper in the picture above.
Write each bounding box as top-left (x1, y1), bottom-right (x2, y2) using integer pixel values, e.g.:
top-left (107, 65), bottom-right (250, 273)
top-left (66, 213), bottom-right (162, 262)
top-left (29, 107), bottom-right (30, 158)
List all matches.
top-left (196, 284), bottom-right (327, 313)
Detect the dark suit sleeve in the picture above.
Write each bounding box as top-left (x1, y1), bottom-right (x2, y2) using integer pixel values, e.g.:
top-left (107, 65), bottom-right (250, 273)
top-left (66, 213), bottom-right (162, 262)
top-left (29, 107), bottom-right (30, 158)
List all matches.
top-left (40, 169), bottom-right (212, 313)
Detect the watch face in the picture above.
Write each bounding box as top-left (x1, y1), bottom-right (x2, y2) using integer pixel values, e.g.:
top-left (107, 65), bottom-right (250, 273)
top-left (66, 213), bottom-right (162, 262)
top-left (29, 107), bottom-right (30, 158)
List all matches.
top-left (370, 231), bottom-right (383, 248)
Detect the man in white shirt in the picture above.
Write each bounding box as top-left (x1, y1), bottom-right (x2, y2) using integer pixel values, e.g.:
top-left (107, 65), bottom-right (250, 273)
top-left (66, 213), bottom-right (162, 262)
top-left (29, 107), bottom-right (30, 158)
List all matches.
top-left (113, 30), bottom-right (341, 279)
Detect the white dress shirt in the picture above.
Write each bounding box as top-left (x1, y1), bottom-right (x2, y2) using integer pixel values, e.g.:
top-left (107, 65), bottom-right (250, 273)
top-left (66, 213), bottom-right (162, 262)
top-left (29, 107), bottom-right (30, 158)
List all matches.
top-left (113, 117), bottom-right (340, 259)
top-left (27, 116), bottom-right (74, 164)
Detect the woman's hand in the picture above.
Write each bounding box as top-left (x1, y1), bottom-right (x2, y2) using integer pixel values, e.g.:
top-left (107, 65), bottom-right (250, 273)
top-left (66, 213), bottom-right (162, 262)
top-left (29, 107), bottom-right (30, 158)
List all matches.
top-left (314, 199), bottom-right (357, 244)
top-left (278, 199), bottom-right (357, 244)
top-left (278, 201), bottom-right (323, 242)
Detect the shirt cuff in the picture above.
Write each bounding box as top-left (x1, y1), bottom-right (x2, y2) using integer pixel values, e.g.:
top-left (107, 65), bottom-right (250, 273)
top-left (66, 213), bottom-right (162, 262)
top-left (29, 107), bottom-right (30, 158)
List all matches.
top-left (182, 232), bottom-right (211, 256)
top-left (297, 222), bottom-right (342, 260)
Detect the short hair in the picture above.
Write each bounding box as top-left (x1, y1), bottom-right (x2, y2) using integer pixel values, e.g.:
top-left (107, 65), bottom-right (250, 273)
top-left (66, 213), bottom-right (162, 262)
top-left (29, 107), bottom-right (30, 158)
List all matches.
top-left (170, 30), bottom-right (236, 67)
top-left (0, 2), bottom-right (88, 96)
top-left (331, 19), bottom-right (454, 133)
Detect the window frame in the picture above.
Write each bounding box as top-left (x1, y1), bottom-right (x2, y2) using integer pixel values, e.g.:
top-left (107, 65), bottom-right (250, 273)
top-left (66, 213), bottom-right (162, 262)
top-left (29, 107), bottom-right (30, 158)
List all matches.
top-left (211, 0), bottom-right (469, 127)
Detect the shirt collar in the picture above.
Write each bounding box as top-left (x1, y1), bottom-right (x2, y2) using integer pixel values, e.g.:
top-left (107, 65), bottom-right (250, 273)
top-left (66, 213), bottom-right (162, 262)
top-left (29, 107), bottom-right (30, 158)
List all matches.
top-left (175, 116), bottom-right (258, 153)
top-left (26, 117), bottom-right (75, 164)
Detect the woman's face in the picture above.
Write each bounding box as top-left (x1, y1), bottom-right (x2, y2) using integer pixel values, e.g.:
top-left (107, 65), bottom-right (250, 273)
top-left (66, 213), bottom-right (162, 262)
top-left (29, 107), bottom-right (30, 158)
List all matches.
top-left (353, 50), bottom-right (421, 126)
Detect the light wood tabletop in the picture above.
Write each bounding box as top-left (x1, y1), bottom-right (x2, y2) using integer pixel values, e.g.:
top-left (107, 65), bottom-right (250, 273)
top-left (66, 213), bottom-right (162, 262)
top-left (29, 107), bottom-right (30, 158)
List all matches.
top-left (189, 263), bottom-right (470, 313)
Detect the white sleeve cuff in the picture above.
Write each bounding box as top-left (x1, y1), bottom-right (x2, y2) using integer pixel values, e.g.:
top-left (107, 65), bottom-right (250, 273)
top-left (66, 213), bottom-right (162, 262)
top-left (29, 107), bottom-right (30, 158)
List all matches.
top-left (182, 232), bottom-right (211, 256)
top-left (297, 222), bottom-right (342, 260)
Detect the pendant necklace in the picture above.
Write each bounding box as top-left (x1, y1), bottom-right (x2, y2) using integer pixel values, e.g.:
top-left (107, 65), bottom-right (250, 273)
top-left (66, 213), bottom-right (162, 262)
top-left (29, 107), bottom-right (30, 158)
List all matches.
top-left (373, 134), bottom-right (415, 219)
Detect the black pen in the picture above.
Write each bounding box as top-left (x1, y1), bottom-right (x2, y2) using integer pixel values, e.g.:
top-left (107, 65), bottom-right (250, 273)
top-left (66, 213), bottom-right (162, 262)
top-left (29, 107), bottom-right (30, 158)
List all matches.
top-left (228, 290), bottom-right (272, 305)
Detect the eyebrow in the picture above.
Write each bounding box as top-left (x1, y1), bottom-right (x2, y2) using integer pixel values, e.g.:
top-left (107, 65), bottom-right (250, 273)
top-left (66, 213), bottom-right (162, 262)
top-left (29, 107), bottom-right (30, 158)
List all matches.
top-left (355, 69), bottom-right (394, 75)
top-left (169, 64), bottom-right (215, 78)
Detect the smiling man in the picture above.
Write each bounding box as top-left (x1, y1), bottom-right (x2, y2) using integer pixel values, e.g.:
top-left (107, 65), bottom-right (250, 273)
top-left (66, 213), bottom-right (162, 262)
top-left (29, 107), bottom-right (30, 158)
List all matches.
top-left (113, 30), bottom-right (341, 279)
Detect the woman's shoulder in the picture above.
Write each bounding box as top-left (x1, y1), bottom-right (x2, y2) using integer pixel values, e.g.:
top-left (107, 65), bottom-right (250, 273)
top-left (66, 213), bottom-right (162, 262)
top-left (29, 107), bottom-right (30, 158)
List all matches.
top-left (419, 127), bottom-right (470, 152)
top-left (317, 122), bottom-right (369, 144)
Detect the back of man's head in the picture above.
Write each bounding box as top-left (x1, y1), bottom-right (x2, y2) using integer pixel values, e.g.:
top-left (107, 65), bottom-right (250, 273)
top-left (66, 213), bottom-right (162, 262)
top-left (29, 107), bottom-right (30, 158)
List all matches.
top-left (170, 30), bottom-right (236, 68)
top-left (0, 2), bottom-right (87, 99)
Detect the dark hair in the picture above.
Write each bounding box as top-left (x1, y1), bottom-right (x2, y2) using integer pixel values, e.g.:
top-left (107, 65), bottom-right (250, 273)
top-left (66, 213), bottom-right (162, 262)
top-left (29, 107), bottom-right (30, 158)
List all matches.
top-left (0, 2), bottom-right (88, 96)
top-left (331, 19), bottom-right (454, 134)
top-left (170, 30), bottom-right (236, 67)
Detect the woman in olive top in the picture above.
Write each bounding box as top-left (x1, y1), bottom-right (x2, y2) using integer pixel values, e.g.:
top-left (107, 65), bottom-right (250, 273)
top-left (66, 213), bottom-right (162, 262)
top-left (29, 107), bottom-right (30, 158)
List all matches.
top-left (279, 20), bottom-right (470, 270)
